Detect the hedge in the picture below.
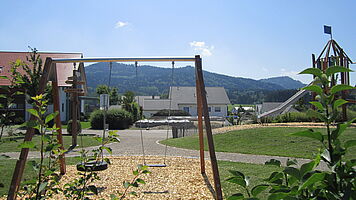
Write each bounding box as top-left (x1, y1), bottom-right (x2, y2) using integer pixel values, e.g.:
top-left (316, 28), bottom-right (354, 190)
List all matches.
top-left (90, 109), bottom-right (133, 130)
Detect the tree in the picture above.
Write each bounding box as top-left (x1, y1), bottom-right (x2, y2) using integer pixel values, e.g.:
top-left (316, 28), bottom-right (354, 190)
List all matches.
top-left (120, 91), bottom-right (141, 121)
top-left (110, 87), bottom-right (119, 105)
top-left (95, 85), bottom-right (119, 105)
top-left (96, 85), bottom-right (110, 95)
top-left (0, 77), bottom-right (20, 140)
top-left (121, 91), bottom-right (135, 111)
top-left (10, 47), bottom-right (52, 104)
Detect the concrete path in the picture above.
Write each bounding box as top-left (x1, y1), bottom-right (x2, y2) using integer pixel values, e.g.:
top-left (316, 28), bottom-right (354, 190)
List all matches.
top-left (2, 128), bottom-right (328, 170)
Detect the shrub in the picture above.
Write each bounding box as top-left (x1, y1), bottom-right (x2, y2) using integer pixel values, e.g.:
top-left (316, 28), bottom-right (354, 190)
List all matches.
top-left (153, 109), bottom-right (191, 116)
top-left (272, 112), bottom-right (313, 123)
top-left (90, 109), bottom-right (133, 130)
top-left (67, 120), bottom-right (82, 135)
top-left (131, 102), bottom-right (142, 122)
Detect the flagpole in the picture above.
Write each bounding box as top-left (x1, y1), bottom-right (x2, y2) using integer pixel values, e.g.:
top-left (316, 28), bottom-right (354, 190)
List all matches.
top-left (324, 25), bottom-right (332, 41)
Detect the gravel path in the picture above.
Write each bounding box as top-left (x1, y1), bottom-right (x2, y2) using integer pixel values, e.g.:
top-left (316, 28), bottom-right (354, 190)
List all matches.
top-left (2, 126), bottom-right (328, 170)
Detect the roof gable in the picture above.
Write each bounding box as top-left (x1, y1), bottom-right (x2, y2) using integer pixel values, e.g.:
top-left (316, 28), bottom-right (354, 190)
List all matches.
top-left (0, 51), bottom-right (83, 87)
top-left (170, 86), bottom-right (230, 105)
top-left (143, 99), bottom-right (174, 110)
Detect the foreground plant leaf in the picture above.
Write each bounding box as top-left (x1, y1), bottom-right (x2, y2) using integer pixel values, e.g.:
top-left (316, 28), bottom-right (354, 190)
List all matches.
top-left (291, 129), bottom-right (323, 143)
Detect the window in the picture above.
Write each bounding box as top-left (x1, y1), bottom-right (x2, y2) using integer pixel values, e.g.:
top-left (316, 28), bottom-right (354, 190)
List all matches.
top-left (62, 103), bottom-right (65, 112)
top-left (215, 107), bottom-right (221, 112)
top-left (183, 107), bottom-right (189, 113)
top-left (208, 107), bottom-right (211, 112)
top-left (0, 66), bottom-right (3, 73)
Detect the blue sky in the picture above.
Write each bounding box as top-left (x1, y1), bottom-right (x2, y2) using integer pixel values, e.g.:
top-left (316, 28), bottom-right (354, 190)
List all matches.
top-left (1, 0), bottom-right (355, 84)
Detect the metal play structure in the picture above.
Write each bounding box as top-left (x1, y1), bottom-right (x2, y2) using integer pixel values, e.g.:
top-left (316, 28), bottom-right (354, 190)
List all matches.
top-left (8, 55), bottom-right (224, 200)
top-left (258, 38), bottom-right (354, 119)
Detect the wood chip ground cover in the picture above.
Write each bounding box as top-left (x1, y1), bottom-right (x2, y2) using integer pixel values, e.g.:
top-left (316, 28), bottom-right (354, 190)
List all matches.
top-left (50, 156), bottom-right (214, 199)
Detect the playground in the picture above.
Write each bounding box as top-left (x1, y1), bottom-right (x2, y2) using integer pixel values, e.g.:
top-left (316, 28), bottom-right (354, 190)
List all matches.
top-left (0, 32), bottom-right (355, 199)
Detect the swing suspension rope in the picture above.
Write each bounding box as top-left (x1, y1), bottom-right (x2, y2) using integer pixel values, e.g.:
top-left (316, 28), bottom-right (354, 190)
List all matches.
top-left (100, 62), bottom-right (112, 161)
top-left (76, 62), bottom-right (111, 171)
top-left (136, 61), bottom-right (147, 165)
top-left (163, 61), bottom-right (174, 165)
top-left (136, 61), bottom-right (175, 167)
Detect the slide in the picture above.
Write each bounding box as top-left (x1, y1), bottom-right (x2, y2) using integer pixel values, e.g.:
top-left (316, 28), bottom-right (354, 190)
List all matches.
top-left (258, 83), bottom-right (312, 118)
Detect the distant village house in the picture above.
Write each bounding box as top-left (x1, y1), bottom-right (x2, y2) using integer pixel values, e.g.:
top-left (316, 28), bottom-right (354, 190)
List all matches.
top-left (137, 86), bottom-right (230, 118)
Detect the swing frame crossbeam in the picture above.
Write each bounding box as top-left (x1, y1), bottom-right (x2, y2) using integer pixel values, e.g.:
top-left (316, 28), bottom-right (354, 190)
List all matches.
top-left (8, 55), bottom-right (223, 200)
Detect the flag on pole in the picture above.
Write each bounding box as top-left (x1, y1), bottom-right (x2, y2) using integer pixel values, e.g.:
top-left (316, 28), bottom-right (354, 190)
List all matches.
top-left (324, 25), bottom-right (332, 35)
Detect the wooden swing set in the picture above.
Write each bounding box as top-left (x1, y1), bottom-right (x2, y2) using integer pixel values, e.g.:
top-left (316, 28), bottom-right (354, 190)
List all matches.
top-left (8, 55), bottom-right (223, 200)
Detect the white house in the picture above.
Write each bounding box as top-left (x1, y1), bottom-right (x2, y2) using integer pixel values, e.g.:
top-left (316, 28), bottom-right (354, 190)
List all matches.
top-left (138, 86), bottom-right (230, 118)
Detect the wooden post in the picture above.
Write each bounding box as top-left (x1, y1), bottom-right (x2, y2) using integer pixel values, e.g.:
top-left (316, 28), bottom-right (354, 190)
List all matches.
top-left (8, 58), bottom-right (53, 200)
top-left (195, 56), bottom-right (205, 174)
top-left (339, 49), bottom-right (347, 121)
top-left (195, 55), bottom-right (223, 200)
top-left (51, 63), bottom-right (66, 174)
top-left (71, 69), bottom-right (78, 146)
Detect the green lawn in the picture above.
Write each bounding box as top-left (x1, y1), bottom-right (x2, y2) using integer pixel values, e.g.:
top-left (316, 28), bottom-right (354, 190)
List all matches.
top-left (0, 135), bottom-right (101, 153)
top-left (0, 157), bottom-right (81, 196)
top-left (61, 121), bottom-right (91, 129)
top-left (161, 127), bottom-right (356, 159)
top-left (0, 158), bottom-right (278, 198)
top-left (219, 160), bottom-right (280, 199)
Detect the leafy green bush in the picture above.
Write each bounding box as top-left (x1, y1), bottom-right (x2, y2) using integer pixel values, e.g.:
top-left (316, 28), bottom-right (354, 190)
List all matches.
top-left (272, 112), bottom-right (314, 123)
top-left (153, 109), bottom-right (191, 116)
top-left (90, 109), bottom-right (133, 130)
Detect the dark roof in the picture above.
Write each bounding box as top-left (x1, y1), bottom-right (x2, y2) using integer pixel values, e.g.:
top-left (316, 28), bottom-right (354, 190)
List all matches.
top-left (170, 86), bottom-right (230, 105)
top-left (143, 99), bottom-right (173, 110)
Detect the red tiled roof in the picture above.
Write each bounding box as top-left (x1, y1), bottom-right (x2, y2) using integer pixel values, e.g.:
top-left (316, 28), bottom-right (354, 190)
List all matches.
top-left (0, 51), bottom-right (83, 87)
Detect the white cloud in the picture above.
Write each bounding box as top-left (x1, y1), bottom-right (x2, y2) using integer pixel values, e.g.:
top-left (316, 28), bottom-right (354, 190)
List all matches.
top-left (189, 41), bottom-right (214, 56)
top-left (115, 21), bottom-right (129, 28)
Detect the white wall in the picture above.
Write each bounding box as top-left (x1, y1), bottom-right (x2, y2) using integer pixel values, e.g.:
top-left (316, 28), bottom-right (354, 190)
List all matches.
top-left (178, 104), bottom-right (227, 117)
top-left (59, 87), bottom-right (68, 122)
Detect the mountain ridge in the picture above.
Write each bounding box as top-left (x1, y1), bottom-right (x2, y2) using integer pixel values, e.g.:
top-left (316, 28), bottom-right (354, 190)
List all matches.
top-left (85, 63), bottom-right (305, 103)
top-left (259, 76), bottom-right (305, 89)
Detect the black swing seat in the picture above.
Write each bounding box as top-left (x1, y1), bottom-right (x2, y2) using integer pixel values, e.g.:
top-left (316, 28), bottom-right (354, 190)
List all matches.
top-left (76, 160), bottom-right (108, 172)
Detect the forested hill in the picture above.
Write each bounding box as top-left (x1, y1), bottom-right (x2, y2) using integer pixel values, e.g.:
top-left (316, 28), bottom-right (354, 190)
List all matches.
top-left (259, 76), bottom-right (306, 89)
top-left (85, 62), bottom-right (305, 104)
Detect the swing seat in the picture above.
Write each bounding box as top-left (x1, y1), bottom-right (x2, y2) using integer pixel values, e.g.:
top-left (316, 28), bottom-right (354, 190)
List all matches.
top-left (76, 160), bottom-right (108, 172)
top-left (145, 164), bottom-right (167, 167)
